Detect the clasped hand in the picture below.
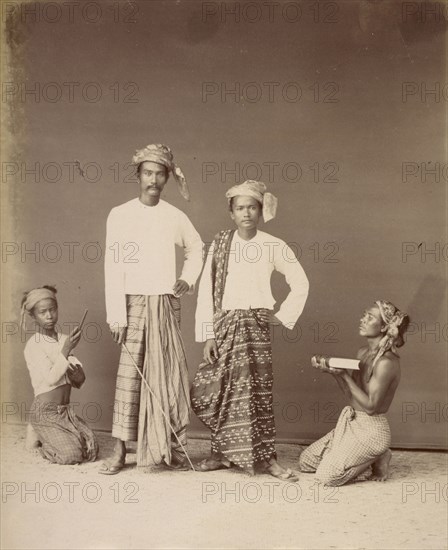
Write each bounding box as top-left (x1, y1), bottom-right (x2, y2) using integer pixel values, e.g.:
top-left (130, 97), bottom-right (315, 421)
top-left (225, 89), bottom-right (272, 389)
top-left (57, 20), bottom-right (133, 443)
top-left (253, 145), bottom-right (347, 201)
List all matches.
top-left (173, 279), bottom-right (189, 298)
top-left (311, 354), bottom-right (344, 376)
top-left (110, 326), bottom-right (127, 345)
top-left (61, 326), bottom-right (82, 357)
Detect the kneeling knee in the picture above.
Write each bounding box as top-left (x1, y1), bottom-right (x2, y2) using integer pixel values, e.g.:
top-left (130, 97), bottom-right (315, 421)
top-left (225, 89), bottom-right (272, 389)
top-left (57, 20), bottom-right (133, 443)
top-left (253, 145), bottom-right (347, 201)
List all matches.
top-left (57, 447), bottom-right (84, 465)
top-left (315, 465), bottom-right (346, 487)
top-left (298, 451), bottom-right (317, 473)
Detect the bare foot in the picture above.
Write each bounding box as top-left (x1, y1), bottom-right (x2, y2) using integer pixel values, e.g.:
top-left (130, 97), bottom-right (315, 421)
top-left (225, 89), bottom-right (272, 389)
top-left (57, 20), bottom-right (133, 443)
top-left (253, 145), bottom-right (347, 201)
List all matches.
top-left (197, 455), bottom-right (231, 471)
top-left (371, 449), bottom-right (392, 481)
top-left (262, 459), bottom-right (299, 482)
top-left (25, 424), bottom-right (41, 451)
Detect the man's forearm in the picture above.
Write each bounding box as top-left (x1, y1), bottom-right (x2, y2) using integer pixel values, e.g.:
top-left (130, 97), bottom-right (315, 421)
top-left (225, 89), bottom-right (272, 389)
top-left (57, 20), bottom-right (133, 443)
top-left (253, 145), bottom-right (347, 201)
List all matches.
top-left (342, 374), bottom-right (371, 410)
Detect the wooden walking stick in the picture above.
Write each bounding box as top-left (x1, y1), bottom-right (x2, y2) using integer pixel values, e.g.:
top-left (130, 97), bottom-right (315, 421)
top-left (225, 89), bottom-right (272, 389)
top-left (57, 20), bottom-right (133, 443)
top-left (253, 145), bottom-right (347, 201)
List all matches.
top-left (122, 343), bottom-right (196, 471)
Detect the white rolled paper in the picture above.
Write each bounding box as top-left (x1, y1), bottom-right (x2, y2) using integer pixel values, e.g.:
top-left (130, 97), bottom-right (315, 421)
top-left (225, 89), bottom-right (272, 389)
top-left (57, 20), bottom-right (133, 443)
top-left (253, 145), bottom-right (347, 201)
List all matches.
top-left (328, 358), bottom-right (360, 370)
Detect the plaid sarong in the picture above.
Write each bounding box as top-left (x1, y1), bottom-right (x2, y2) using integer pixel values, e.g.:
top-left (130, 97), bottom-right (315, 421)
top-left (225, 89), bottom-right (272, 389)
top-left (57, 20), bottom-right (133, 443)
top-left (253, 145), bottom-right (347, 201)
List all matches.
top-left (30, 398), bottom-right (98, 464)
top-left (298, 405), bottom-right (391, 486)
top-left (112, 294), bottom-right (190, 467)
top-left (191, 230), bottom-right (276, 469)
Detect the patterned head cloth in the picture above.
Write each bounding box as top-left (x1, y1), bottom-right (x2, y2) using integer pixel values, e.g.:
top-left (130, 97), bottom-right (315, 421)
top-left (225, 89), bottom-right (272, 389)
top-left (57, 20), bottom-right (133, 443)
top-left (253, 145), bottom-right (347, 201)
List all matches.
top-left (368, 299), bottom-right (408, 380)
top-left (225, 180), bottom-right (278, 222)
top-left (132, 144), bottom-right (190, 201)
top-left (21, 286), bottom-right (57, 327)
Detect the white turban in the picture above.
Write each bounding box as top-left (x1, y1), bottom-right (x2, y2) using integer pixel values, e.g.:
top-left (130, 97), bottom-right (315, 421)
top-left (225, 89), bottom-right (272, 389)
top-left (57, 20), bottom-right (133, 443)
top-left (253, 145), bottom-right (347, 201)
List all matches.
top-left (21, 287), bottom-right (57, 327)
top-left (225, 180), bottom-right (278, 222)
top-left (132, 143), bottom-right (190, 201)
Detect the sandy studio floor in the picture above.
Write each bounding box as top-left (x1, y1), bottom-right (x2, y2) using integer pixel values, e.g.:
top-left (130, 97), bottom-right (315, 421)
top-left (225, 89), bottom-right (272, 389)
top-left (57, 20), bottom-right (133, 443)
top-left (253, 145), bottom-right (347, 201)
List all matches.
top-left (1, 425), bottom-right (447, 550)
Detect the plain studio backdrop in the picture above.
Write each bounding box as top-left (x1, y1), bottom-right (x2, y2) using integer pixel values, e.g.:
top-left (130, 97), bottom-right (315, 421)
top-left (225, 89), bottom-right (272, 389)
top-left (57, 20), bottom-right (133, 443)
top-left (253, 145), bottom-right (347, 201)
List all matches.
top-left (2, 0), bottom-right (446, 449)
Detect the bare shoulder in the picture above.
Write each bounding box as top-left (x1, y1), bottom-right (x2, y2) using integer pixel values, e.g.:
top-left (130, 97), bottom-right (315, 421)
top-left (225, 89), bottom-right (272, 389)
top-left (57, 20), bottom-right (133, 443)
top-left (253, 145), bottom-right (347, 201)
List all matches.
top-left (374, 352), bottom-right (401, 379)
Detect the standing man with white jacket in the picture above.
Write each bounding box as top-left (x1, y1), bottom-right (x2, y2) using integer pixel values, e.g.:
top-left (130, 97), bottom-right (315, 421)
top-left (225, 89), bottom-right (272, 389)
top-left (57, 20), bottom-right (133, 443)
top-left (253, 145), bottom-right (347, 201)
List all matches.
top-left (102, 144), bottom-right (203, 474)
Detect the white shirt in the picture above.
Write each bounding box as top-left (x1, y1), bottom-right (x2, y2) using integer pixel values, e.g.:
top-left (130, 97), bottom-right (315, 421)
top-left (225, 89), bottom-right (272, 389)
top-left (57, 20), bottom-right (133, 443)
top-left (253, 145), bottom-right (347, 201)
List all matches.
top-left (105, 198), bottom-right (204, 326)
top-left (195, 230), bottom-right (309, 342)
top-left (24, 333), bottom-right (82, 397)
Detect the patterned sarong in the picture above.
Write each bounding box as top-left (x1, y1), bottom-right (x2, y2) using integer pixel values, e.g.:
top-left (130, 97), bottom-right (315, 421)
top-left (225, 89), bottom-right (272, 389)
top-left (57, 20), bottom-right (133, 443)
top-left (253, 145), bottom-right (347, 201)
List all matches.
top-left (112, 294), bottom-right (190, 467)
top-left (30, 398), bottom-right (98, 464)
top-left (191, 230), bottom-right (276, 469)
top-left (298, 405), bottom-right (391, 486)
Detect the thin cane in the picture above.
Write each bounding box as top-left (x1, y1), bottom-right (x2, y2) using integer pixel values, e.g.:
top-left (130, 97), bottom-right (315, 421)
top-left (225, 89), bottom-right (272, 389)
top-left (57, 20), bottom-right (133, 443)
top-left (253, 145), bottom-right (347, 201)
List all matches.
top-left (122, 343), bottom-right (196, 471)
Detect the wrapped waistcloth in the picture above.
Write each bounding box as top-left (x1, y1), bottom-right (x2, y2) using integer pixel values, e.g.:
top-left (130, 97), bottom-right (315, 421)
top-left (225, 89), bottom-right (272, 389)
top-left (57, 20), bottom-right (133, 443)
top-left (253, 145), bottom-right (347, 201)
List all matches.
top-left (112, 294), bottom-right (190, 467)
top-left (298, 406), bottom-right (391, 486)
top-left (30, 398), bottom-right (98, 464)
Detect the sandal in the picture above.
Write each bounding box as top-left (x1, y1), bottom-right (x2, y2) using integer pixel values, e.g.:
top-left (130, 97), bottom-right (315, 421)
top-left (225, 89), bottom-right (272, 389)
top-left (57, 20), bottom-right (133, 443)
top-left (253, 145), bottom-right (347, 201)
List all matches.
top-left (197, 457), bottom-right (231, 472)
top-left (98, 459), bottom-right (125, 475)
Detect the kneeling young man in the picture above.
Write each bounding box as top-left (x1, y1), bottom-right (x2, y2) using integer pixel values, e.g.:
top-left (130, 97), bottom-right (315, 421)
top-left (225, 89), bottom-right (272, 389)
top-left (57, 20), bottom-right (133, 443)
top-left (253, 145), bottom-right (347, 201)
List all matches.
top-left (192, 180), bottom-right (309, 481)
top-left (299, 300), bottom-right (409, 486)
top-left (22, 286), bottom-right (98, 464)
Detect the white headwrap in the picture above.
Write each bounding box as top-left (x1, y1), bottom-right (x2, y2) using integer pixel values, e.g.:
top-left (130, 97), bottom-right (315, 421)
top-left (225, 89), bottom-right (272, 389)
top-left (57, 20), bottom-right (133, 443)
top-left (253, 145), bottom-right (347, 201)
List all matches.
top-left (132, 143), bottom-right (190, 201)
top-left (225, 180), bottom-right (278, 222)
top-left (21, 287), bottom-right (57, 327)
